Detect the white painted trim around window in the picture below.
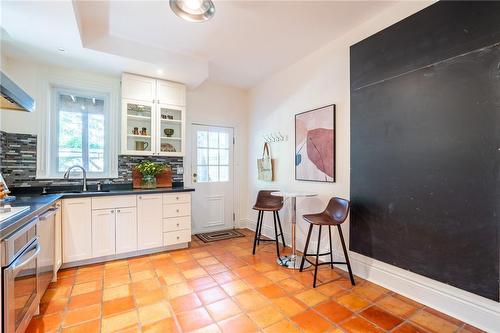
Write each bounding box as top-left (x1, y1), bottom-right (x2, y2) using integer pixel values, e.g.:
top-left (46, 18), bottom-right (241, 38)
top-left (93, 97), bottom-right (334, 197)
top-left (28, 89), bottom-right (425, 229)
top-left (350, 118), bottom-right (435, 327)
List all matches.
top-left (36, 72), bottom-right (120, 179)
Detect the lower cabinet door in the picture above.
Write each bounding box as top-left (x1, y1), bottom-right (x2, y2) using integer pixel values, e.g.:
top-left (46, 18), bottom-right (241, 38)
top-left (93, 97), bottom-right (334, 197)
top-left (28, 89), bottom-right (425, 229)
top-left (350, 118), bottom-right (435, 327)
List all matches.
top-left (137, 194), bottom-right (163, 250)
top-left (116, 207), bottom-right (137, 254)
top-left (62, 198), bottom-right (92, 263)
top-left (91, 209), bottom-right (116, 258)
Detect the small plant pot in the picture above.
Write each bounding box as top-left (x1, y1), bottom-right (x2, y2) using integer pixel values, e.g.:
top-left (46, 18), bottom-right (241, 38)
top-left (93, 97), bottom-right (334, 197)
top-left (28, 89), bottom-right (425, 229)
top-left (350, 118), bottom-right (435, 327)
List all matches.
top-left (141, 175), bottom-right (157, 189)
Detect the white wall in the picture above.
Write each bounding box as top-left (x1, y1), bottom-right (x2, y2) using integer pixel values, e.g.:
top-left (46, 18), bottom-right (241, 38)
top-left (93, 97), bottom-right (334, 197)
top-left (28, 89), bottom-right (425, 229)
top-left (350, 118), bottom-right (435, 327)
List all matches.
top-left (185, 81), bottom-right (249, 231)
top-left (245, 1), bottom-right (500, 332)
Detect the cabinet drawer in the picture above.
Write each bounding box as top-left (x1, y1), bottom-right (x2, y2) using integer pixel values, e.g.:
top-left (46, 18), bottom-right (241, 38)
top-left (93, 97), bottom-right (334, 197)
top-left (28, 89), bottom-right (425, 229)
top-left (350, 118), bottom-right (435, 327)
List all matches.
top-left (92, 195), bottom-right (136, 210)
top-left (163, 229), bottom-right (191, 246)
top-left (163, 193), bottom-right (191, 205)
top-left (163, 203), bottom-right (191, 218)
top-left (163, 216), bottom-right (191, 232)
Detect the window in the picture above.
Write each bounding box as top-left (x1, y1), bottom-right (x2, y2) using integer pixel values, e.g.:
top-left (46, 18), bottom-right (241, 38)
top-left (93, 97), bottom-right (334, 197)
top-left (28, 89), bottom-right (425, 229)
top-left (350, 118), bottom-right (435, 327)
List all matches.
top-left (196, 128), bottom-right (230, 182)
top-left (50, 88), bottom-right (110, 177)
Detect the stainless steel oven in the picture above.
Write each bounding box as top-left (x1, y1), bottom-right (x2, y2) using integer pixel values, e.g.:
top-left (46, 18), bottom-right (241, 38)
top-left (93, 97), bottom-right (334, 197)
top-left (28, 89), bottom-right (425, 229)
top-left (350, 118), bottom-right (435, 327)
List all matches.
top-left (1, 217), bottom-right (40, 333)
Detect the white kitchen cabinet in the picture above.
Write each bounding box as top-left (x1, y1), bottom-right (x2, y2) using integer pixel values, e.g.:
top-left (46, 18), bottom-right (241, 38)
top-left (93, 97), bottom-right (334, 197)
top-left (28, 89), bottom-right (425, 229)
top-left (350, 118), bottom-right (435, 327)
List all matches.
top-left (116, 207), bottom-right (137, 254)
top-left (121, 73), bottom-right (156, 102)
top-left (162, 193), bottom-right (192, 247)
top-left (137, 194), bottom-right (163, 250)
top-left (62, 198), bottom-right (92, 263)
top-left (91, 209), bottom-right (116, 257)
top-left (156, 80), bottom-right (186, 106)
top-left (121, 73), bottom-right (186, 157)
top-left (53, 200), bottom-right (62, 280)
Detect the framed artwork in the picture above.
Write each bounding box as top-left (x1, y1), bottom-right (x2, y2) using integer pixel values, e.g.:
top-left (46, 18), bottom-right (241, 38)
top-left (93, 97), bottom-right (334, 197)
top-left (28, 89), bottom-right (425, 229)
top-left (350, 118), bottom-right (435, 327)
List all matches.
top-left (295, 104), bottom-right (335, 182)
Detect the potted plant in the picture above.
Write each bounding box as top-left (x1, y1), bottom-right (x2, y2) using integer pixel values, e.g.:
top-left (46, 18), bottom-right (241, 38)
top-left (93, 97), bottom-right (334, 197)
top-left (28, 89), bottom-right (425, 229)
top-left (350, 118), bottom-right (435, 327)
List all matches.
top-left (135, 160), bottom-right (165, 189)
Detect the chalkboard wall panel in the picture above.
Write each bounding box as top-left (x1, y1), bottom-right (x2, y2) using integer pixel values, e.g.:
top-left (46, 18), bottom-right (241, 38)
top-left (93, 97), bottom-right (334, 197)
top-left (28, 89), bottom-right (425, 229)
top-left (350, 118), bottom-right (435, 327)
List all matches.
top-left (351, 1), bottom-right (500, 91)
top-left (350, 2), bottom-right (500, 301)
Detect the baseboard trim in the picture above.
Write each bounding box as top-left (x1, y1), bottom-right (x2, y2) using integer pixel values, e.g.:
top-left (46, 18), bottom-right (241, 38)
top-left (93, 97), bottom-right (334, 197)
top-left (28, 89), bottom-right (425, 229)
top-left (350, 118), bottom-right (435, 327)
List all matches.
top-left (241, 220), bottom-right (500, 332)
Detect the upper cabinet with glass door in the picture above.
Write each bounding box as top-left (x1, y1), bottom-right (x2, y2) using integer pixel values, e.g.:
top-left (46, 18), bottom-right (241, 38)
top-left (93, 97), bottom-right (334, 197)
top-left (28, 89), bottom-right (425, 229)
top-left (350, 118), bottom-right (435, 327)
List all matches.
top-left (121, 73), bottom-right (186, 156)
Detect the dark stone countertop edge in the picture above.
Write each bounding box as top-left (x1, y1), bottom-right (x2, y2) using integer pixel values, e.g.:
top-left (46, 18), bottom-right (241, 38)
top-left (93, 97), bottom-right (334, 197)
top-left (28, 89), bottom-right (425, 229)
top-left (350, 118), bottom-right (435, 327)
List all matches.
top-left (1, 187), bottom-right (195, 240)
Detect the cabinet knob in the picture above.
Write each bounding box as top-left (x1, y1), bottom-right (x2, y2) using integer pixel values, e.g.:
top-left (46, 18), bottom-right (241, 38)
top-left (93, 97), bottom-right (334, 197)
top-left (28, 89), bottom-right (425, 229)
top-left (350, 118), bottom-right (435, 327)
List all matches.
top-left (111, 210), bottom-right (114, 213)
top-left (117, 209), bottom-right (121, 213)
top-left (176, 209), bottom-right (179, 213)
top-left (176, 236), bottom-right (179, 240)
top-left (176, 196), bottom-right (179, 200)
top-left (176, 223), bottom-right (179, 227)
top-left (138, 196), bottom-right (142, 199)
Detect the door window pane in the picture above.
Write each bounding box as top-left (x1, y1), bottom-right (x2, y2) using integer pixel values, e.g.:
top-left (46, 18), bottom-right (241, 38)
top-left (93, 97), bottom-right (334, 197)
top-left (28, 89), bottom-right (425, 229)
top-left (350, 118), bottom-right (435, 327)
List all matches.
top-left (197, 166), bottom-right (208, 182)
top-left (208, 149), bottom-right (219, 165)
top-left (195, 128), bottom-right (231, 183)
top-left (208, 166), bottom-right (219, 182)
top-left (219, 132), bottom-right (229, 149)
top-left (197, 149), bottom-right (208, 165)
top-left (208, 132), bottom-right (219, 148)
top-left (219, 149), bottom-right (229, 165)
top-left (197, 131), bottom-right (208, 148)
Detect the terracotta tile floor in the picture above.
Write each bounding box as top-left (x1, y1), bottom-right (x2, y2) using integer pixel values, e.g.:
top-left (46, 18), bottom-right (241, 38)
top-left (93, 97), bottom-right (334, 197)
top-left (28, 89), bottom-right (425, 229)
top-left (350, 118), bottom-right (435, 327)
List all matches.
top-left (27, 229), bottom-right (483, 333)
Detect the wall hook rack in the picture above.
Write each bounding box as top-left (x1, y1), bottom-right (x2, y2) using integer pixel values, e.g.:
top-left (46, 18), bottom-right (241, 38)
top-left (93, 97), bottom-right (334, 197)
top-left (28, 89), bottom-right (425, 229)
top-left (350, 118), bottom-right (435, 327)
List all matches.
top-left (263, 131), bottom-right (288, 143)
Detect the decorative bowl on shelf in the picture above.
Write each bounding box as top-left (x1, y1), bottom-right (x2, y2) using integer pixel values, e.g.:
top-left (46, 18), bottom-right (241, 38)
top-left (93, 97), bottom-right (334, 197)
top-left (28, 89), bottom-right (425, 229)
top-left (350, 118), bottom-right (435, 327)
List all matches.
top-left (161, 143), bottom-right (176, 152)
top-left (164, 128), bottom-right (174, 137)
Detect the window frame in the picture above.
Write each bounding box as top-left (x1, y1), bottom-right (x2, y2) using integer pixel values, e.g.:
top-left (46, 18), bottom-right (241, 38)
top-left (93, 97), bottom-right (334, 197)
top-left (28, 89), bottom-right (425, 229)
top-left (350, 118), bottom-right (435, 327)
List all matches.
top-left (48, 86), bottom-right (112, 178)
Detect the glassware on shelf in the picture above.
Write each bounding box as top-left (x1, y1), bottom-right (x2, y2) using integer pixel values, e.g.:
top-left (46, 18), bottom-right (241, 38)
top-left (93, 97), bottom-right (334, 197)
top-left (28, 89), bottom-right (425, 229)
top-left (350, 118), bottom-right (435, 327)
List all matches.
top-left (141, 127), bottom-right (147, 135)
top-left (132, 127), bottom-right (139, 135)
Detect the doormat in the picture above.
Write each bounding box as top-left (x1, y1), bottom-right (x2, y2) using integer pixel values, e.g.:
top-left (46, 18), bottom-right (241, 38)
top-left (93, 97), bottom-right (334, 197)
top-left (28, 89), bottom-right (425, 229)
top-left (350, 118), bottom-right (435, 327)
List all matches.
top-left (196, 229), bottom-right (245, 243)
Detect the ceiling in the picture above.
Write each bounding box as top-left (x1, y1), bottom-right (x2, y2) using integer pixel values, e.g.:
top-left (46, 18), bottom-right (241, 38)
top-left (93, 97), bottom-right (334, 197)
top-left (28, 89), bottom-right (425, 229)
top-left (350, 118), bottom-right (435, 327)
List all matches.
top-left (1, 0), bottom-right (395, 88)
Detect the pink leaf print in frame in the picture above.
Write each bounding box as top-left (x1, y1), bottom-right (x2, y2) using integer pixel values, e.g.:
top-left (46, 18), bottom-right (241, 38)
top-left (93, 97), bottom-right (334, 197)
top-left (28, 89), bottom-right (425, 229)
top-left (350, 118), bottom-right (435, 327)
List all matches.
top-left (295, 104), bottom-right (335, 182)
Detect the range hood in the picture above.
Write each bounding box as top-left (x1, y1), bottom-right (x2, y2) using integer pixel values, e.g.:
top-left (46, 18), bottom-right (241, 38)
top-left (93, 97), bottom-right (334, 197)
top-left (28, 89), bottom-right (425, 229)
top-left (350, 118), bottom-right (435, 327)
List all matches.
top-left (0, 71), bottom-right (35, 112)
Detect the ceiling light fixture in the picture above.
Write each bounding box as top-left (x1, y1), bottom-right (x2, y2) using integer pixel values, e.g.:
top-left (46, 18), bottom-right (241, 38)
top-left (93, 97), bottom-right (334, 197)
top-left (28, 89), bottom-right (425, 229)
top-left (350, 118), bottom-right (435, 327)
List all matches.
top-left (169, 0), bottom-right (215, 23)
top-left (157, 69), bottom-right (164, 75)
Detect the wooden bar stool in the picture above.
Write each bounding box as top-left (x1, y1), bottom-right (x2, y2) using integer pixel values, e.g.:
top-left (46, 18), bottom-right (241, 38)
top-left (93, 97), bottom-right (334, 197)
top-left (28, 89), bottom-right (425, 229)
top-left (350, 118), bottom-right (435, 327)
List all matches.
top-left (252, 190), bottom-right (287, 257)
top-left (299, 197), bottom-right (355, 288)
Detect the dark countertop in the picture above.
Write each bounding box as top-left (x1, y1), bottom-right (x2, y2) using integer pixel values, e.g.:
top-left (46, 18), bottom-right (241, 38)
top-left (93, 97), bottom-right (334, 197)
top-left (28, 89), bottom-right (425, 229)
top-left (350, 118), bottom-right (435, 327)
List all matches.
top-left (0, 194), bottom-right (61, 240)
top-left (0, 186), bottom-right (194, 240)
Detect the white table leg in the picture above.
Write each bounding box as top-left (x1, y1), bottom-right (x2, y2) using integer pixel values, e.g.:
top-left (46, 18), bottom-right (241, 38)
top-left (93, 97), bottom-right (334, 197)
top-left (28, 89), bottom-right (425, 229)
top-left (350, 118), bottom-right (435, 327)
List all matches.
top-left (277, 196), bottom-right (311, 269)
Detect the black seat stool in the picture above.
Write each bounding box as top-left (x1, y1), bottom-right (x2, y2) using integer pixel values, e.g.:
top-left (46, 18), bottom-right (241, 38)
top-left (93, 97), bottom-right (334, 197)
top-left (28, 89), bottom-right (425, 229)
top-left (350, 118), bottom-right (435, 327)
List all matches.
top-left (252, 190), bottom-right (286, 257)
top-left (300, 197), bottom-right (355, 288)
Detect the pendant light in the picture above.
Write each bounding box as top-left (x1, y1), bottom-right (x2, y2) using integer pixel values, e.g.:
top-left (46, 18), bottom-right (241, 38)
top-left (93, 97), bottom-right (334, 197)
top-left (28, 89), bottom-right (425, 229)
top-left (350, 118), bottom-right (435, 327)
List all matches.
top-left (169, 0), bottom-right (215, 22)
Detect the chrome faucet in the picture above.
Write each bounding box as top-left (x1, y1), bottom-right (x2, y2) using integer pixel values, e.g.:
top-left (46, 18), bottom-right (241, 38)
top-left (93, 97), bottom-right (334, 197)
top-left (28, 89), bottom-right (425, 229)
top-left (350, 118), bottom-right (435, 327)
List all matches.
top-left (63, 165), bottom-right (88, 192)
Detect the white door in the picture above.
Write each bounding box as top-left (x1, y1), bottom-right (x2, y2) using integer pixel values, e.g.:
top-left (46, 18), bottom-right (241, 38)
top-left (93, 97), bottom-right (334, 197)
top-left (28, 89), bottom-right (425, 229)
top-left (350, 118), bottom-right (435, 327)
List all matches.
top-left (191, 125), bottom-right (234, 233)
top-left (115, 207), bottom-right (138, 254)
top-left (62, 198), bottom-right (92, 263)
top-left (91, 209), bottom-right (116, 258)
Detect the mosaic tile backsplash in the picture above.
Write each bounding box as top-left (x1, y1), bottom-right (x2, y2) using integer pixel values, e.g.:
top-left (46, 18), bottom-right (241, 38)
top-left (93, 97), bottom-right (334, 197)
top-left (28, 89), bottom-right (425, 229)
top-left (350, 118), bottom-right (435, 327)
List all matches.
top-left (0, 131), bottom-right (184, 187)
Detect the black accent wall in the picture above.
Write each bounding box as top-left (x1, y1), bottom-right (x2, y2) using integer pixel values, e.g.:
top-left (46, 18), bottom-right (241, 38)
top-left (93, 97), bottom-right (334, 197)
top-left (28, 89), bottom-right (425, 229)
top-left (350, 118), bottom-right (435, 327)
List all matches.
top-left (350, 1), bottom-right (500, 301)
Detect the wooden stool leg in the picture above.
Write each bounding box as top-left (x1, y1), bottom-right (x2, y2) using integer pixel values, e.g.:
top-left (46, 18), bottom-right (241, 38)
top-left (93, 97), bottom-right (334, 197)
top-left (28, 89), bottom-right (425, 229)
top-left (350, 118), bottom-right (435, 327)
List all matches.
top-left (337, 225), bottom-right (355, 286)
top-left (300, 224), bottom-right (313, 272)
top-left (276, 211), bottom-right (286, 248)
top-left (252, 211), bottom-right (262, 255)
top-left (272, 211), bottom-right (281, 258)
top-left (257, 211), bottom-right (264, 245)
top-left (328, 225), bottom-right (334, 269)
top-left (313, 225), bottom-right (322, 288)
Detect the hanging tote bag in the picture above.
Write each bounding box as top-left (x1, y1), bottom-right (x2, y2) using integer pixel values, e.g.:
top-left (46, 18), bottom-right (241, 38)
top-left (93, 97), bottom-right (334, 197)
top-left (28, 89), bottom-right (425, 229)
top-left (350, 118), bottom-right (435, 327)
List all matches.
top-left (257, 142), bottom-right (274, 181)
